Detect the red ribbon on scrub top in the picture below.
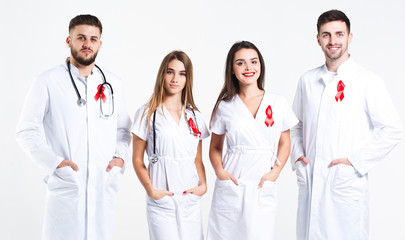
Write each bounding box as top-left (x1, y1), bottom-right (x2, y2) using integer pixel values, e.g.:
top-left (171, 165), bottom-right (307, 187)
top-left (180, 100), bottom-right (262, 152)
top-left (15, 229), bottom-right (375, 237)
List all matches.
top-left (188, 118), bottom-right (201, 138)
top-left (335, 80), bottom-right (345, 102)
top-left (94, 84), bottom-right (107, 103)
top-left (265, 105), bottom-right (274, 127)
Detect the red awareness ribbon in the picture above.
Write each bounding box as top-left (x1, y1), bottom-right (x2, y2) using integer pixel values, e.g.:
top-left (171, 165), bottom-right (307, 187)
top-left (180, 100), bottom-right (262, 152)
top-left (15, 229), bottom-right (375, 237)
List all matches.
top-left (265, 105), bottom-right (274, 127)
top-left (188, 118), bottom-right (201, 138)
top-left (335, 80), bottom-right (345, 102)
top-left (94, 84), bottom-right (107, 103)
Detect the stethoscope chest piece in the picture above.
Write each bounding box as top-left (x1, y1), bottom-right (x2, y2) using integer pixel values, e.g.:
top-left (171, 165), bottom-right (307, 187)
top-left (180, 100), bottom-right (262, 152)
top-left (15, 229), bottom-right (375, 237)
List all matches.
top-left (149, 154), bottom-right (158, 164)
top-left (77, 98), bottom-right (86, 107)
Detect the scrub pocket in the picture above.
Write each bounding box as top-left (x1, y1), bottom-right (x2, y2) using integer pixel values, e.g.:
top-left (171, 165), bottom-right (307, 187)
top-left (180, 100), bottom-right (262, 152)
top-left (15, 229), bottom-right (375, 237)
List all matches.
top-left (187, 193), bottom-right (202, 204)
top-left (212, 179), bottom-right (242, 212)
top-left (106, 166), bottom-right (122, 193)
top-left (258, 181), bottom-right (277, 210)
top-left (47, 166), bottom-right (80, 198)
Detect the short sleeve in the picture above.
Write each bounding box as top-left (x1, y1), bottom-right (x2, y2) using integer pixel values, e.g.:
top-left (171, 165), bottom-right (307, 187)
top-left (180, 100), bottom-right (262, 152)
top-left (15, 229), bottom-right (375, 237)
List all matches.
top-left (194, 111), bottom-right (210, 140)
top-left (281, 97), bottom-right (298, 132)
top-left (131, 105), bottom-right (149, 141)
top-left (210, 102), bottom-right (226, 135)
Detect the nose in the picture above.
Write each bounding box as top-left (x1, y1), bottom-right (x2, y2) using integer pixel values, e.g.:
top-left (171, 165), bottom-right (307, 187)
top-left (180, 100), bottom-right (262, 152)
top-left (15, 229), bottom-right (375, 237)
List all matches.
top-left (329, 35), bottom-right (337, 45)
top-left (83, 39), bottom-right (91, 48)
top-left (171, 73), bottom-right (179, 83)
top-left (245, 62), bottom-right (252, 70)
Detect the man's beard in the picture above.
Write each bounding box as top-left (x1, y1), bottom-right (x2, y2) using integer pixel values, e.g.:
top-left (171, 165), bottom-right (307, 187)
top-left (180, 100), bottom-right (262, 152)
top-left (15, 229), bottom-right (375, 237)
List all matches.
top-left (71, 47), bottom-right (98, 66)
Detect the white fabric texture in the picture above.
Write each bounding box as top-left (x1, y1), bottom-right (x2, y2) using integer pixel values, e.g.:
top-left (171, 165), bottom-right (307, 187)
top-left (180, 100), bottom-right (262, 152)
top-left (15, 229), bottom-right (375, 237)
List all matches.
top-left (290, 57), bottom-right (403, 240)
top-left (132, 104), bottom-right (209, 240)
top-left (206, 92), bottom-right (298, 240)
top-left (16, 61), bottom-right (131, 240)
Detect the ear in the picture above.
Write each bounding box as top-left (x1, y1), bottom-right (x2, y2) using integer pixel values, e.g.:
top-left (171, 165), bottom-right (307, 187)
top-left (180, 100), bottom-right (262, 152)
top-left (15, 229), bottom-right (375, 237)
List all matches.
top-left (99, 40), bottom-right (103, 48)
top-left (66, 36), bottom-right (71, 48)
top-left (348, 32), bottom-right (353, 45)
top-left (316, 34), bottom-right (321, 46)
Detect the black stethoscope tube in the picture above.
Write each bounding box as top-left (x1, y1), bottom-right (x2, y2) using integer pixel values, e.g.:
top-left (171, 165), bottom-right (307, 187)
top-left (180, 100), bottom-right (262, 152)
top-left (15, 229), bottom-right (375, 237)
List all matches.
top-left (66, 58), bottom-right (113, 107)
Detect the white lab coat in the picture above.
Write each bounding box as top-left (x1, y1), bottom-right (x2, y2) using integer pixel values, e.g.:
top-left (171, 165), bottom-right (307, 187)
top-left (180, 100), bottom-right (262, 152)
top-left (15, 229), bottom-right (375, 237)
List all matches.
top-left (206, 93), bottom-right (298, 240)
top-left (16, 61), bottom-right (131, 240)
top-left (290, 57), bottom-right (403, 240)
top-left (132, 104), bottom-right (210, 240)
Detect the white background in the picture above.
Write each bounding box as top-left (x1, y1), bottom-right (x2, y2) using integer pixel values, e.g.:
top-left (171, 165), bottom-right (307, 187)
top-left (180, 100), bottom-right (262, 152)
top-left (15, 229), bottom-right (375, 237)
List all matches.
top-left (1, 0), bottom-right (404, 239)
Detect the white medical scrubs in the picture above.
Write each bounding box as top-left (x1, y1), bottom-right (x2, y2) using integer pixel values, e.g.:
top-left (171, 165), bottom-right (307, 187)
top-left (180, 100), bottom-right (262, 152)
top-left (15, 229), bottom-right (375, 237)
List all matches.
top-left (16, 61), bottom-right (131, 240)
top-left (206, 92), bottom-right (298, 240)
top-left (291, 57), bottom-right (403, 240)
top-left (132, 105), bottom-right (210, 240)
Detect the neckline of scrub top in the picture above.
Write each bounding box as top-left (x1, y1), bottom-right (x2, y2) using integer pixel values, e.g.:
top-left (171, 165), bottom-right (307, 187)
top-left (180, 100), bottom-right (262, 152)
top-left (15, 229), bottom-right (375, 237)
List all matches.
top-left (235, 91), bottom-right (266, 120)
top-left (162, 104), bottom-right (186, 127)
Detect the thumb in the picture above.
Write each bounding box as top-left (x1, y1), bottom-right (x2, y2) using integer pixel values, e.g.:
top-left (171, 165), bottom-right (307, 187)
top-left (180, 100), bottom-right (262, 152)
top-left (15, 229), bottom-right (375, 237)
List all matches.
top-left (257, 177), bottom-right (266, 189)
top-left (230, 175), bottom-right (239, 186)
top-left (70, 162), bottom-right (79, 171)
top-left (165, 191), bottom-right (174, 196)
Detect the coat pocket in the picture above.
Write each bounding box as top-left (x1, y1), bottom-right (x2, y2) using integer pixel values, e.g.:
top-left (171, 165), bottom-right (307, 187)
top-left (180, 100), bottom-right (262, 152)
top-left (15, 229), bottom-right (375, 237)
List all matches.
top-left (106, 166), bottom-right (122, 193)
top-left (47, 166), bottom-right (80, 198)
top-left (331, 164), bottom-right (363, 201)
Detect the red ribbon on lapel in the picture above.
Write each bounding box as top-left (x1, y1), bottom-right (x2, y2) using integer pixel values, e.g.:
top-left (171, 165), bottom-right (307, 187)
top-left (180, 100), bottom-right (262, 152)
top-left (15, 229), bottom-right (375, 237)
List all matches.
top-left (265, 105), bottom-right (274, 127)
top-left (188, 118), bottom-right (201, 138)
top-left (335, 80), bottom-right (345, 102)
top-left (94, 84), bottom-right (107, 103)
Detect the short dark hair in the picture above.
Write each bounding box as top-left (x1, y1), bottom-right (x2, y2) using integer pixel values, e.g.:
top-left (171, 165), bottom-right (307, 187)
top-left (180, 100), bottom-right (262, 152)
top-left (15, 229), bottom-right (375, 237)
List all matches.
top-left (69, 14), bottom-right (102, 35)
top-left (317, 10), bottom-right (350, 33)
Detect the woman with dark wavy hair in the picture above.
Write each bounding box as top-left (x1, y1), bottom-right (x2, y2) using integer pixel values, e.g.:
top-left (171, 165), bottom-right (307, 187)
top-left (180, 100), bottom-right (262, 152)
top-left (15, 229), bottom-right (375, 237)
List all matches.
top-left (206, 41), bottom-right (297, 240)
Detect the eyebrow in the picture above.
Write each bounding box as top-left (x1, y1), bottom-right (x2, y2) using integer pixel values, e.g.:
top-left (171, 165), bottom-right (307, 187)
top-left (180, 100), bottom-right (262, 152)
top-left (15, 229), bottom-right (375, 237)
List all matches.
top-left (77, 34), bottom-right (99, 39)
top-left (321, 31), bottom-right (345, 35)
top-left (235, 57), bottom-right (258, 62)
top-left (167, 68), bottom-right (186, 72)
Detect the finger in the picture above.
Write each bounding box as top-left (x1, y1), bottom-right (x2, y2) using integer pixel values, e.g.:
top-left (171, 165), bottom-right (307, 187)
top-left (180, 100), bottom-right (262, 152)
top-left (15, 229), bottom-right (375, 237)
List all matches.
top-left (257, 178), bottom-right (266, 189)
top-left (106, 162), bottom-right (114, 172)
top-left (70, 162), bottom-right (79, 171)
top-left (183, 187), bottom-right (195, 194)
top-left (161, 190), bottom-right (174, 196)
top-left (230, 175), bottom-right (239, 185)
top-left (302, 157), bottom-right (309, 165)
top-left (328, 160), bottom-right (337, 167)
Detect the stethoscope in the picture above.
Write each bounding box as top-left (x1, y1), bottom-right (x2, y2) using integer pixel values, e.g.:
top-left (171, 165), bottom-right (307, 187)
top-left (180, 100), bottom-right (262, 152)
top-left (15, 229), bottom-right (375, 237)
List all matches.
top-left (66, 58), bottom-right (114, 118)
top-left (149, 108), bottom-right (200, 164)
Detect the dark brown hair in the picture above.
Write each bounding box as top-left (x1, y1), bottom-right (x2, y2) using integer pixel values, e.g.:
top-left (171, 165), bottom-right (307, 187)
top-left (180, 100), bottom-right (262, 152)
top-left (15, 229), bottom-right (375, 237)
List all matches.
top-left (210, 40), bottom-right (265, 126)
top-left (317, 10), bottom-right (350, 33)
top-left (69, 14), bottom-right (103, 35)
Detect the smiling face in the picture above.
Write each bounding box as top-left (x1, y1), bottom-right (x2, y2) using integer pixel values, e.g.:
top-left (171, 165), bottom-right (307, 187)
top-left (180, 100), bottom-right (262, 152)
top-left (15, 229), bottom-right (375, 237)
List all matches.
top-left (164, 59), bottom-right (187, 97)
top-left (66, 24), bottom-right (102, 66)
top-left (232, 48), bottom-right (261, 87)
top-left (317, 20), bottom-right (352, 62)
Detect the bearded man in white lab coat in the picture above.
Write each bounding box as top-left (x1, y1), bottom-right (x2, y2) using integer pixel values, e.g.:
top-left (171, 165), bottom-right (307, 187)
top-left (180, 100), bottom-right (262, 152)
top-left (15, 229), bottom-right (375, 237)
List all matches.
top-left (290, 9), bottom-right (402, 240)
top-left (16, 14), bottom-right (131, 240)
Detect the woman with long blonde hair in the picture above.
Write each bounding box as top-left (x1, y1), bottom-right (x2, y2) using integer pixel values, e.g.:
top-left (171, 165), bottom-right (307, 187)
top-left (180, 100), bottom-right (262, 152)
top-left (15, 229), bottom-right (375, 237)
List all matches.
top-left (131, 50), bottom-right (209, 240)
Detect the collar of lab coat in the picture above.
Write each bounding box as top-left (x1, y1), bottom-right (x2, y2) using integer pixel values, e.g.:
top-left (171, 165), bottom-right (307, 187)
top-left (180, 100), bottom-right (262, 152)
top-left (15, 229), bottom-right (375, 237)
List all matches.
top-left (321, 57), bottom-right (357, 85)
top-left (64, 59), bottom-right (97, 83)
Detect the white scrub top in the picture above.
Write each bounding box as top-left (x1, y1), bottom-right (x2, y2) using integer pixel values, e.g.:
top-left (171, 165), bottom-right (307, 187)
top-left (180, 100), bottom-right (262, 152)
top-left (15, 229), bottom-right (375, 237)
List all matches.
top-left (291, 57), bottom-right (403, 240)
top-left (132, 104), bottom-right (210, 240)
top-left (16, 61), bottom-right (131, 240)
top-left (207, 92), bottom-right (298, 240)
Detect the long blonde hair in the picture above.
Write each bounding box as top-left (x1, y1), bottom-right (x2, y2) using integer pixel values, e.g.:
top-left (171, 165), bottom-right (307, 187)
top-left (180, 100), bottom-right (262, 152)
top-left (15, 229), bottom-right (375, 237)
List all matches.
top-left (142, 50), bottom-right (198, 133)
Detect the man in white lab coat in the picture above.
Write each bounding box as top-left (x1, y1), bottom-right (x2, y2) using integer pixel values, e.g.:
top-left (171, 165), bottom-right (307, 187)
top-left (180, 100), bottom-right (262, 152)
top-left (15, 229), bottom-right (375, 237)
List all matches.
top-left (291, 9), bottom-right (402, 240)
top-left (16, 15), bottom-right (131, 240)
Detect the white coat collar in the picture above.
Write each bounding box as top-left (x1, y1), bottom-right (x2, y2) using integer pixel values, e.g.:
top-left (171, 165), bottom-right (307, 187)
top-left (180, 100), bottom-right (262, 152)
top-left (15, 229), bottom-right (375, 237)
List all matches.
top-left (321, 57), bottom-right (357, 84)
